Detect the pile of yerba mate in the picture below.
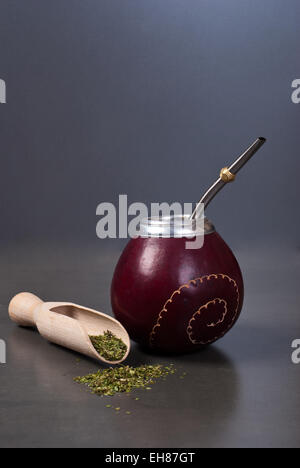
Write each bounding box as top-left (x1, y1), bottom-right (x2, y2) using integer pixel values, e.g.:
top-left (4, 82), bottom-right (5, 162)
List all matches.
top-left (89, 330), bottom-right (127, 362)
top-left (76, 330), bottom-right (184, 414)
top-left (74, 364), bottom-right (176, 396)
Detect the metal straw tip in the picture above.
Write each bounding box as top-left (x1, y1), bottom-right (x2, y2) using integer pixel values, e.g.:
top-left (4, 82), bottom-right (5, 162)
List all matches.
top-left (258, 137), bottom-right (267, 143)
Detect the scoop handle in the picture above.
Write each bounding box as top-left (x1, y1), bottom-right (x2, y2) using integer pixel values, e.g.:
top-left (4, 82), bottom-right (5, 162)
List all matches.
top-left (9, 292), bottom-right (43, 327)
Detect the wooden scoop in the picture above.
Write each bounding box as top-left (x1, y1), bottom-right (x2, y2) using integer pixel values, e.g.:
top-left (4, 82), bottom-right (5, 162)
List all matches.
top-left (8, 292), bottom-right (130, 364)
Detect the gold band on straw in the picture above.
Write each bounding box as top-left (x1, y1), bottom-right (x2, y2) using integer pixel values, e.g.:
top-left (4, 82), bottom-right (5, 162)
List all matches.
top-left (220, 167), bottom-right (236, 183)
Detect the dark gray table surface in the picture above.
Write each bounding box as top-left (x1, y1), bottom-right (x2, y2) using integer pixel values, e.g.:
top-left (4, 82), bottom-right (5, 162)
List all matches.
top-left (0, 242), bottom-right (299, 448)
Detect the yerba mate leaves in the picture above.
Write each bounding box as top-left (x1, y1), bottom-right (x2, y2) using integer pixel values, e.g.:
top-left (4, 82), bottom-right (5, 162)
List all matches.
top-left (89, 330), bottom-right (127, 362)
top-left (74, 364), bottom-right (176, 396)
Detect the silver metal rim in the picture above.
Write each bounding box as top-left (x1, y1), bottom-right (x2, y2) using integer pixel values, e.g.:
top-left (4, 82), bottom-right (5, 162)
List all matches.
top-left (139, 215), bottom-right (215, 238)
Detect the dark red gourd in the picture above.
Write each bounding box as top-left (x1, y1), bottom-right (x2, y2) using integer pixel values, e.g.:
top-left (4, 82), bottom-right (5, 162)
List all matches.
top-left (111, 228), bottom-right (243, 353)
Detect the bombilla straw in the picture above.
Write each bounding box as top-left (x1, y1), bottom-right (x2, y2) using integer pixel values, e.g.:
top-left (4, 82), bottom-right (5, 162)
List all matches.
top-left (190, 137), bottom-right (267, 220)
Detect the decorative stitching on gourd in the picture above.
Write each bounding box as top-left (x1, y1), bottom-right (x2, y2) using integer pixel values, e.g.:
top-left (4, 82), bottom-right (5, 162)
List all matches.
top-left (187, 298), bottom-right (227, 344)
top-left (149, 274), bottom-right (240, 347)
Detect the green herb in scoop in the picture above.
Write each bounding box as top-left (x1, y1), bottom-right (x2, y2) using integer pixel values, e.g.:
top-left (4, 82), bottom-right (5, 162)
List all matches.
top-left (74, 364), bottom-right (176, 396)
top-left (89, 330), bottom-right (127, 362)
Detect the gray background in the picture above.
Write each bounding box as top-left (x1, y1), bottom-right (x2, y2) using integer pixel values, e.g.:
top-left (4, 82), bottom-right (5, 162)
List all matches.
top-left (0, 0), bottom-right (299, 246)
top-left (0, 0), bottom-right (299, 448)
